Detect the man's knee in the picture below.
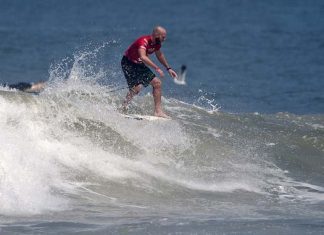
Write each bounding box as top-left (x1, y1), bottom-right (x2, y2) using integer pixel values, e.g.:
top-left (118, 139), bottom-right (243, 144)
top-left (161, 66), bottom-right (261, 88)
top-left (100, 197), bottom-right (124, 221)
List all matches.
top-left (151, 78), bottom-right (162, 88)
top-left (130, 85), bottom-right (142, 94)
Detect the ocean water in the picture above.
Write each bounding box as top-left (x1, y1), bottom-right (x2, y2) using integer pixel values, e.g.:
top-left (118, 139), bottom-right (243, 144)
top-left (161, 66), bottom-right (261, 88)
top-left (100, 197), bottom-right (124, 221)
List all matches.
top-left (0, 0), bottom-right (324, 234)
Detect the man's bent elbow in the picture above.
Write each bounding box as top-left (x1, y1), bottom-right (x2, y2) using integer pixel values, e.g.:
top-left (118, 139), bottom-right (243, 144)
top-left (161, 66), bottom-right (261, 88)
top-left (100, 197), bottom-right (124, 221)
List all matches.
top-left (140, 55), bottom-right (148, 62)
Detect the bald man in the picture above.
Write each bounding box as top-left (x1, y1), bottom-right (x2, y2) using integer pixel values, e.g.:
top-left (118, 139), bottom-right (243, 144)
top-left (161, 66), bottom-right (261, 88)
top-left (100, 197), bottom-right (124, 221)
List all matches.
top-left (121, 26), bottom-right (178, 118)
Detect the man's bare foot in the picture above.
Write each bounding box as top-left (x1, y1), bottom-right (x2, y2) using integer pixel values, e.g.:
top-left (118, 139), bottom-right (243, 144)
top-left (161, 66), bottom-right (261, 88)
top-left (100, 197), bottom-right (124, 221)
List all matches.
top-left (119, 105), bottom-right (128, 113)
top-left (154, 111), bottom-right (171, 119)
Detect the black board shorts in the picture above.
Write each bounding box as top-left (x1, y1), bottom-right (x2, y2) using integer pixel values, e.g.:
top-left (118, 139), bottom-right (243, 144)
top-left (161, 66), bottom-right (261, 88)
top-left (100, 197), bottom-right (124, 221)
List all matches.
top-left (121, 56), bottom-right (156, 88)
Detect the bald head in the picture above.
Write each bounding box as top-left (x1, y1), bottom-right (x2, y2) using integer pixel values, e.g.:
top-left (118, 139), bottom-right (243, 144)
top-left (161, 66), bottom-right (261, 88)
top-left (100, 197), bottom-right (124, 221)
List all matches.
top-left (153, 26), bottom-right (166, 35)
top-left (152, 26), bottom-right (167, 44)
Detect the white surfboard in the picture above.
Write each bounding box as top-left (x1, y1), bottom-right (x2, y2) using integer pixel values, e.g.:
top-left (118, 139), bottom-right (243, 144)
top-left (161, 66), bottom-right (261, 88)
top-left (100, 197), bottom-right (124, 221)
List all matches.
top-left (122, 114), bottom-right (171, 121)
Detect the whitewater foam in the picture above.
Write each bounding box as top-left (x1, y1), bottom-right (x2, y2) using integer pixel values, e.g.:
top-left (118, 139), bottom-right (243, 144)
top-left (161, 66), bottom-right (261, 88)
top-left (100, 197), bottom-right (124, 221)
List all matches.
top-left (1, 45), bottom-right (323, 222)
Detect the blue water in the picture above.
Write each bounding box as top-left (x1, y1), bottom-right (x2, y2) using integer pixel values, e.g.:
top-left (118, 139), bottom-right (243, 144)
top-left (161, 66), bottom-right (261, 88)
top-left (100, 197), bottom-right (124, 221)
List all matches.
top-left (1, 0), bottom-right (323, 114)
top-left (0, 0), bottom-right (324, 234)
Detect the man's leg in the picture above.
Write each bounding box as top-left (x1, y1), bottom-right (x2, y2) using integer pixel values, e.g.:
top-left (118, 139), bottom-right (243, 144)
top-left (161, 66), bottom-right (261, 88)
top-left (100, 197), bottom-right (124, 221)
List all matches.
top-left (150, 77), bottom-right (169, 118)
top-left (122, 84), bottom-right (142, 111)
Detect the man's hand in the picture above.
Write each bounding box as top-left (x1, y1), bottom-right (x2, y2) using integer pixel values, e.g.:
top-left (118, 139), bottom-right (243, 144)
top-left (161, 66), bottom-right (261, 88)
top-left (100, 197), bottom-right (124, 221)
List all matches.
top-left (167, 68), bottom-right (178, 79)
top-left (155, 68), bottom-right (165, 77)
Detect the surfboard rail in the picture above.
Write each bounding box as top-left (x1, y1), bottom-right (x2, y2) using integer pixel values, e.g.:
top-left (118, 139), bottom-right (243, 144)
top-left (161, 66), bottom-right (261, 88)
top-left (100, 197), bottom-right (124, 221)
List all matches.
top-left (121, 114), bottom-right (171, 121)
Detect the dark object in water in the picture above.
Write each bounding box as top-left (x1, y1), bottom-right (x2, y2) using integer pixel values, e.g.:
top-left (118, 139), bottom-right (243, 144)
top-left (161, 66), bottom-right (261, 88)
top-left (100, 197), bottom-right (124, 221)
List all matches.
top-left (174, 64), bottom-right (187, 85)
top-left (8, 82), bottom-right (32, 91)
top-left (181, 65), bottom-right (187, 74)
top-left (5, 81), bottom-right (46, 93)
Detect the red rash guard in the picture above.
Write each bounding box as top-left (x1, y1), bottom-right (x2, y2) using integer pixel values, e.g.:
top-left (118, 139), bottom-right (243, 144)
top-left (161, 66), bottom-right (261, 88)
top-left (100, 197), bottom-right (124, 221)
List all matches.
top-left (124, 35), bottom-right (161, 64)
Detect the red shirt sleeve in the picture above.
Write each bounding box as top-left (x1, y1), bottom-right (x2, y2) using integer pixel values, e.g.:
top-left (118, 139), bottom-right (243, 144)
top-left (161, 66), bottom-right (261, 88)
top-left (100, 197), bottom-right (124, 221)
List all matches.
top-left (125, 35), bottom-right (161, 63)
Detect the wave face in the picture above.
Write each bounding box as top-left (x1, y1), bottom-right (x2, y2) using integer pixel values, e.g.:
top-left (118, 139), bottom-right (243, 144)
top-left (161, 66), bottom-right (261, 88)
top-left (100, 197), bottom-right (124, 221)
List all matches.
top-left (1, 0), bottom-right (324, 233)
top-left (1, 79), bottom-right (324, 221)
top-left (0, 48), bottom-right (323, 235)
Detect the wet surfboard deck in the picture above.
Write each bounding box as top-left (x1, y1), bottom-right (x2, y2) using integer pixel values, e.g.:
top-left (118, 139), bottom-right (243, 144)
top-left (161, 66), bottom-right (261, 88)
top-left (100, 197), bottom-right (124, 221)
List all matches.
top-left (121, 114), bottom-right (171, 121)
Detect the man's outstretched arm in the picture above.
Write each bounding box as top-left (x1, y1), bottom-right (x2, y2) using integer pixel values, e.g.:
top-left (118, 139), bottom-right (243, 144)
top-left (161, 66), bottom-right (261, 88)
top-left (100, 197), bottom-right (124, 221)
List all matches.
top-left (155, 50), bottom-right (178, 78)
top-left (139, 48), bottom-right (164, 77)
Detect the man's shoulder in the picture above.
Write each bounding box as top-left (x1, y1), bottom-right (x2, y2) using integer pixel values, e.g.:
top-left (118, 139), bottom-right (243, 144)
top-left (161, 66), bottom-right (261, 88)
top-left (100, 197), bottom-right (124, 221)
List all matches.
top-left (137, 35), bottom-right (151, 40)
top-left (131, 35), bottom-right (151, 50)
top-left (136, 35), bottom-right (151, 43)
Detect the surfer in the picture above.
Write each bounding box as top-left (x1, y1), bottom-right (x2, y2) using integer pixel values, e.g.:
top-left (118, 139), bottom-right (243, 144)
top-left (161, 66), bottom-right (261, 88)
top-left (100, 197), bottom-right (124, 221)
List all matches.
top-left (5, 81), bottom-right (46, 93)
top-left (121, 26), bottom-right (178, 118)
